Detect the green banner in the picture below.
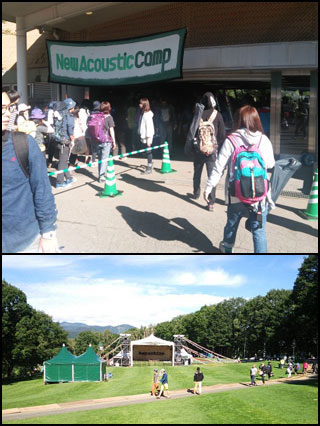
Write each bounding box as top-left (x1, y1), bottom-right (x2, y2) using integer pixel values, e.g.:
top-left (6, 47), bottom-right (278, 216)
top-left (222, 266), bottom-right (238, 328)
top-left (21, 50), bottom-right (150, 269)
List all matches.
top-left (47, 28), bottom-right (187, 86)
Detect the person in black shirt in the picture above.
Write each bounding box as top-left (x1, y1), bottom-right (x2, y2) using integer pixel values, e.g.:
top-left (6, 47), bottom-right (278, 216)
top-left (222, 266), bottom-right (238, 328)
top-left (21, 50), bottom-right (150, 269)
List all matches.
top-left (193, 367), bottom-right (204, 395)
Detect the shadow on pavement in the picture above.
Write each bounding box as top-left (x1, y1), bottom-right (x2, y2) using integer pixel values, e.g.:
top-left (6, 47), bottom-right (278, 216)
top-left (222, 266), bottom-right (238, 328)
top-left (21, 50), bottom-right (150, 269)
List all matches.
top-left (117, 206), bottom-right (219, 253)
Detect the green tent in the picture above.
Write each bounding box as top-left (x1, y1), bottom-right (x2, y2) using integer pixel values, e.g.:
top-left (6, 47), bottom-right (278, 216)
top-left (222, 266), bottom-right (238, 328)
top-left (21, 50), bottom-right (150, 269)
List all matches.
top-left (74, 345), bottom-right (105, 382)
top-left (44, 344), bottom-right (77, 383)
top-left (44, 344), bottom-right (106, 383)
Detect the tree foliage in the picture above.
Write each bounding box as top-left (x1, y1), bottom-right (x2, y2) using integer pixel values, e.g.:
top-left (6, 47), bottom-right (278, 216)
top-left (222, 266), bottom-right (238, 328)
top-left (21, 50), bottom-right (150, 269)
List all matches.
top-left (155, 256), bottom-right (318, 359)
top-left (2, 280), bottom-right (68, 379)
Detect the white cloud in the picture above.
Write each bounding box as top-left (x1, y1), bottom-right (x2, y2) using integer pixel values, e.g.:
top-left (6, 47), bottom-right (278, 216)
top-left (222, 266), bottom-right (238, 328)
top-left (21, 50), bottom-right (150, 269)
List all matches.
top-left (171, 268), bottom-right (245, 287)
top-left (20, 277), bottom-right (227, 327)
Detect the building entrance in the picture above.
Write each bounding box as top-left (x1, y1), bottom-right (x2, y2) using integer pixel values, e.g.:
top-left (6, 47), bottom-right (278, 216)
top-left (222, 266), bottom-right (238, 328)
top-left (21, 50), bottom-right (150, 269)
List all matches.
top-left (88, 80), bottom-right (272, 158)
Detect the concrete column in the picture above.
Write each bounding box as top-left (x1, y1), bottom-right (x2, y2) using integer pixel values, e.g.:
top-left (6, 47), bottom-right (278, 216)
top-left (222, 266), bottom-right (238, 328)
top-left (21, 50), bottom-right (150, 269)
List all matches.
top-left (309, 71), bottom-right (318, 157)
top-left (16, 16), bottom-right (28, 104)
top-left (270, 72), bottom-right (282, 156)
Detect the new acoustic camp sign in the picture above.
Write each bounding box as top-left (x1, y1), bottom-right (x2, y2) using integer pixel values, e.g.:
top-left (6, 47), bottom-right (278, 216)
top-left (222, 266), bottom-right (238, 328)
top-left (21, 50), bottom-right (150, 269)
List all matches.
top-left (47, 28), bottom-right (187, 86)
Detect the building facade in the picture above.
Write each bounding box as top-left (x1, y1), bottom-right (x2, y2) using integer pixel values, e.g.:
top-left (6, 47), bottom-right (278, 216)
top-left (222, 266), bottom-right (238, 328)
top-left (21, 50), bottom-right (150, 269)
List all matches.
top-left (2, 2), bottom-right (318, 158)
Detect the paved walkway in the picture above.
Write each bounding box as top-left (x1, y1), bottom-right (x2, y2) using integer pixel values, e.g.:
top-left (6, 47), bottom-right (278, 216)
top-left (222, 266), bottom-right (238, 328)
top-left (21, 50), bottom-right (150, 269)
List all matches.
top-left (48, 154), bottom-right (318, 253)
top-left (2, 375), bottom-right (317, 421)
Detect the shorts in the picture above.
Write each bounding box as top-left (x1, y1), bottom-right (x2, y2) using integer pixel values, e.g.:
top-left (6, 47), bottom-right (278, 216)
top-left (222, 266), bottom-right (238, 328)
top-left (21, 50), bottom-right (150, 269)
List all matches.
top-left (160, 383), bottom-right (168, 391)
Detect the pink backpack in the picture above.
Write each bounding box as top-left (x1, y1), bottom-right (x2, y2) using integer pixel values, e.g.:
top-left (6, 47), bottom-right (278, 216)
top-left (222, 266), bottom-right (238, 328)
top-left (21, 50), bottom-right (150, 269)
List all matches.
top-left (87, 112), bottom-right (107, 143)
top-left (228, 133), bottom-right (268, 204)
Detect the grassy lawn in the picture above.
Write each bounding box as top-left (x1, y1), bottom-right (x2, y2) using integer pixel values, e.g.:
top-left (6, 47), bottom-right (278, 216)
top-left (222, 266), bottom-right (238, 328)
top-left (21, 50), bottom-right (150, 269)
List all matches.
top-left (3, 380), bottom-right (318, 424)
top-left (3, 361), bottom-right (295, 410)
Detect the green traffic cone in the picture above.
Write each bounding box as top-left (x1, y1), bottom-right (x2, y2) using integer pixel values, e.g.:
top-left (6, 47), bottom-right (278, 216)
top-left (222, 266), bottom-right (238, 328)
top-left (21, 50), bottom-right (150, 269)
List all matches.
top-left (299, 168), bottom-right (318, 220)
top-left (99, 156), bottom-right (123, 198)
top-left (158, 142), bottom-right (176, 174)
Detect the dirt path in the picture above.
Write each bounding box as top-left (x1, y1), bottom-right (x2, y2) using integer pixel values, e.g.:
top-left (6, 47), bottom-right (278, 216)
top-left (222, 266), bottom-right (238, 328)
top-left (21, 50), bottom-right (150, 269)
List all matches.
top-left (2, 375), bottom-right (317, 422)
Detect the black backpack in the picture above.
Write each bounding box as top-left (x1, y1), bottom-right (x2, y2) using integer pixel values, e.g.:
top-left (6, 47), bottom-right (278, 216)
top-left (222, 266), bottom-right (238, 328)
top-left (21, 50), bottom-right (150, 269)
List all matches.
top-left (52, 101), bottom-right (69, 144)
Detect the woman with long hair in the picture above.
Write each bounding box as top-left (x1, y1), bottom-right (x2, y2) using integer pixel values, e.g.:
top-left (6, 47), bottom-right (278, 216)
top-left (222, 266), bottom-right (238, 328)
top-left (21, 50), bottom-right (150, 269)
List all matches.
top-left (138, 98), bottom-right (155, 174)
top-left (204, 105), bottom-right (275, 253)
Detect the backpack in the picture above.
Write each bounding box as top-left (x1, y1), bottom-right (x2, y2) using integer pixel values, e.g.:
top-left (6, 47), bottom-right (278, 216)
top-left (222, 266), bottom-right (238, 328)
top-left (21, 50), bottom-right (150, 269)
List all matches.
top-left (87, 112), bottom-right (107, 143)
top-left (228, 133), bottom-right (268, 204)
top-left (198, 110), bottom-right (218, 156)
top-left (52, 102), bottom-right (69, 144)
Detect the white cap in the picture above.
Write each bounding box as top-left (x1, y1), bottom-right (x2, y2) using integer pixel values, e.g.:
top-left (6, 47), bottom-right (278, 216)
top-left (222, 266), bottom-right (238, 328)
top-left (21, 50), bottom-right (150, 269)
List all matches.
top-left (18, 103), bottom-right (31, 112)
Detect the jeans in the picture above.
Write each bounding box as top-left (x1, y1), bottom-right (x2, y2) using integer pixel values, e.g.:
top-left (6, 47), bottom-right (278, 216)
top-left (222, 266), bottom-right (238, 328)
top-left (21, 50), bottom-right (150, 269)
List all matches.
top-left (56, 144), bottom-right (72, 183)
top-left (97, 143), bottom-right (112, 178)
top-left (193, 153), bottom-right (216, 204)
top-left (223, 203), bottom-right (269, 253)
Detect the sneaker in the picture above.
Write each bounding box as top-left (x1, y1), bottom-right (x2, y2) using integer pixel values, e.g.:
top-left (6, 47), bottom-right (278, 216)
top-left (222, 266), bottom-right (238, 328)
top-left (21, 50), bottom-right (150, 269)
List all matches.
top-left (208, 204), bottom-right (214, 212)
top-left (141, 164), bottom-right (153, 174)
top-left (219, 241), bottom-right (233, 253)
top-left (193, 192), bottom-right (200, 200)
top-left (65, 177), bottom-right (77, 185)
top-left (56, 181), bottom-right (71, 189)
top-left (98, 176), bottom-right (106, 183)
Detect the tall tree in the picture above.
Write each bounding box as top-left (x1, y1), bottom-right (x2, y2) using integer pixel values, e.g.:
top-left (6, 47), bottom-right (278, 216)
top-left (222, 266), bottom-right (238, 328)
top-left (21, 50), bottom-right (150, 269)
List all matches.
top-left (290, 255), bottom-right (318, 355)
top-left (2, 280), bottom-right (68, 379)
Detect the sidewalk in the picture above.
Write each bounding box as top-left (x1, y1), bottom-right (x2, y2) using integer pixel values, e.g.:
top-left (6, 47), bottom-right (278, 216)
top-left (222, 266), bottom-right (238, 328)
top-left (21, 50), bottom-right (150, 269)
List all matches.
top-left (3, 375), bottom-right (317, 421)
top-left (49, 155), bottom-right (318, 253)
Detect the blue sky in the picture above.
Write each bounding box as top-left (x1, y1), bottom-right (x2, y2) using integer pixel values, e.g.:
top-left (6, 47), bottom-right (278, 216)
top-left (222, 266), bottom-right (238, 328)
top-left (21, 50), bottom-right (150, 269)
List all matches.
top-left (2, 255), bottom-right (306, 327)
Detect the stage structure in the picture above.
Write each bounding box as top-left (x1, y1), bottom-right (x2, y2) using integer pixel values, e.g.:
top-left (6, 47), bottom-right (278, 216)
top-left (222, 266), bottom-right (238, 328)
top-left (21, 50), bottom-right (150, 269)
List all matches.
top-left (130, 334), bottom-right (175, 366)
top-left (174, 335), bottom-right (192, 365)
top-left (177, 336), bottom-right (236, 363)
top-left (105, 334), bottom-right (235, 366)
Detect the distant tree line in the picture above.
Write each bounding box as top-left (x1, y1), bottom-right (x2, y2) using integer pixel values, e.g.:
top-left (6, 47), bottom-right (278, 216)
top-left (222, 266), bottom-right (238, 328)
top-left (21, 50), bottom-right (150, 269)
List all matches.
top-left (153, 255), bottom-right (318, 359)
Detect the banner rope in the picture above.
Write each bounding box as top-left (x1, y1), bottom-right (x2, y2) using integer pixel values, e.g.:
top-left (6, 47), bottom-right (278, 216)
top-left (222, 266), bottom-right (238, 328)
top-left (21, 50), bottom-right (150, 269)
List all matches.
top-left (48, 142), bottom-right (167, 177)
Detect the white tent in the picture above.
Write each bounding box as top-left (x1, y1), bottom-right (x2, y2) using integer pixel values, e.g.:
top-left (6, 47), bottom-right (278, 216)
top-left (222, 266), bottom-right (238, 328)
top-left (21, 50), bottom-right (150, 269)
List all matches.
top-left (180, 348), bottom-right (193, 364)
top-left (130, 334), bottom-right (175, 366)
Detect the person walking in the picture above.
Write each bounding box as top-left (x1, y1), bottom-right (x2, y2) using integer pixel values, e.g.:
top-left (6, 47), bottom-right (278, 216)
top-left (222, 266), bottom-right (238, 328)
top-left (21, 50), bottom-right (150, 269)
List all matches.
top-left (29, 107), bottom-right (51, 156)
top-left (55, 98), bottom-right (76, 188)
top-left (157, 98), bottom-right (176, 153)
top-left (287, 364), bottom-right (292, 378)
top-left (69, 104), bottom-right (88, 167)
top-left (87, 101), bottom-right (116, 182)
top-left (151, 368), bottom-right (160, 397)
top-left (193, 367), bottom-right (204, 395)
top-left (250, 364), bottom-right (258, 386)
top-left (204, 105), bottom-right (275, 253)
top-left (157, 368), bottom-right (169, 399)
top-left (266, 361), bottom-right (273, 379)
top-left (138, 98), bottom-right (155, 174)
top-left (259, 363), bottom-right (267, 384)
top-left (99, 101), bottom-right (116, 182)
top-left (79, 99), bottom-right (92, 164)
top-left (2, 90), bottom-right (59, 253)
top-left (186, 92), bottom-right (225, 211)
top-left (303, 361), bottom-right (309, 374)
